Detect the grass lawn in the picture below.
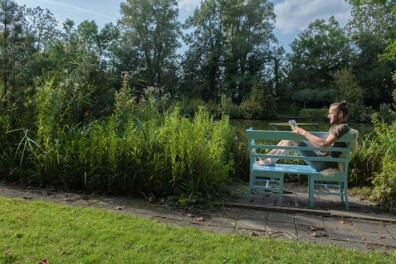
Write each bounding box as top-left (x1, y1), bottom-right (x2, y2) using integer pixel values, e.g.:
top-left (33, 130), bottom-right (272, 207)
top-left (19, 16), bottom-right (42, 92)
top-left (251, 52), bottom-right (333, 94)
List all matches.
top-left (0, 197), bottom-right (394, 263)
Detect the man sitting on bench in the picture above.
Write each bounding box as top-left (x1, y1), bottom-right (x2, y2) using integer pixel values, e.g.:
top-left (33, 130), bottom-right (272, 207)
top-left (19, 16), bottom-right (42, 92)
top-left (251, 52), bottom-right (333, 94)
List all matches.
top-left (256, 100), bottom-right (351, 171)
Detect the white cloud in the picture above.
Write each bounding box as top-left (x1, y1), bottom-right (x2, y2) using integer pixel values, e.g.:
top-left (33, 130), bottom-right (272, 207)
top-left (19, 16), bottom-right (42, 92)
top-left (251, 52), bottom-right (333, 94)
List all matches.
top-left (274, 0), bottom-right (351, 34)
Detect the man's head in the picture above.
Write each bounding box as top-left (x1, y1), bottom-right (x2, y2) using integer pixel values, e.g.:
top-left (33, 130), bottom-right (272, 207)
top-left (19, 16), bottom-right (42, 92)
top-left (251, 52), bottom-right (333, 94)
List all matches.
top-left (328, 100), bottom-right (349, 125)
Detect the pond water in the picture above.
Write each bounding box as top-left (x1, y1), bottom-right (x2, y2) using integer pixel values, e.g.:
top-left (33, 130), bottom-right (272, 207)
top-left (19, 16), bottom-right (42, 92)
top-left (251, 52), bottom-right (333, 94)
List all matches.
top-left (231, 119), bottom-right (373, 141)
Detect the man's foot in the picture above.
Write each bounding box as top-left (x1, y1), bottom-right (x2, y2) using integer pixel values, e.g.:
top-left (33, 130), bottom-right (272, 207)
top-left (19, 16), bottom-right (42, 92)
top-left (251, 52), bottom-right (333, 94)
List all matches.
top-left (256, 158), bottom-right (276, 166)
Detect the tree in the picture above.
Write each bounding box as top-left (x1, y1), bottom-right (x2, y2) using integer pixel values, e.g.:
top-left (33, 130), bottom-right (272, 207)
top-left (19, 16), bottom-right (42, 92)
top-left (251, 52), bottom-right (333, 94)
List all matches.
top-left (181, 0), bottom-right (277, 103)
top-left (287, 16), bottom-right (353, 107)
top-left (77, 20), bottom-right (99, 55)
top-left (21, 6), bottom-right (60, 53)
top-left (331, 68), bottom-right (366, 120)
top-left (0, 0), bottom-right (22, 108)
top-left (181, 0), bottom-right (225, 100)
top-left (222, 0), bottom-right (276, 103)
top-left (120, 0), bottom-right (181, 92)
top-left (346, 0), bottom-right (396, 107)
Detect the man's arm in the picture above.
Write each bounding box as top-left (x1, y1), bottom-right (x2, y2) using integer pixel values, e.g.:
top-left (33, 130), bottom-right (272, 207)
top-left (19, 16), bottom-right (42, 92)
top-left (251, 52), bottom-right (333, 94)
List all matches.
top-left (294, 127), bottom-right (337, 148)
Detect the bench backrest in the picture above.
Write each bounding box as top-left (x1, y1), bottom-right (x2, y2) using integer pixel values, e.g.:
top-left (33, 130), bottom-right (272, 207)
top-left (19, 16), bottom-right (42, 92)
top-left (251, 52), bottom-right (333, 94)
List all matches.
top-left (246, 129), bottom-right (355, 173)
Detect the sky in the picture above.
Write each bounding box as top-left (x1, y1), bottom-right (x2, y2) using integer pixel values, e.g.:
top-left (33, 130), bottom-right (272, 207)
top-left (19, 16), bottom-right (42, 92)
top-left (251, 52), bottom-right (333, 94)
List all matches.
top-left (15, 0), bottom-right (352, 52)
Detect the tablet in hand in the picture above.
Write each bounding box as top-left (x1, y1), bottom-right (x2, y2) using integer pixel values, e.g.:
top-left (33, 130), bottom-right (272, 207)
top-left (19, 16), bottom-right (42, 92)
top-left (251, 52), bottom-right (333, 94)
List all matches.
top-left (288, 120), bottom-right (298, 130)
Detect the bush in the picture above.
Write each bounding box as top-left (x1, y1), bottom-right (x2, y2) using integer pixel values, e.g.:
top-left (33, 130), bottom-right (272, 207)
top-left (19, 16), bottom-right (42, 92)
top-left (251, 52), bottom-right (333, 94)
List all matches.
top-left (239, 81), bottom-right (276, 120)
top-left (349, 103), bottom-right (375, 122)
top-left (369, 117), bottom-right (396, 211)
top-left (2, 101), bottom-right (235, 201)
top-left (299, 108), bottom-right (328, 121)
top-left (240, 99), bottom-right (263, 119)
top-left (349, 133), bottom-right (382, 187)
top-left (220, 96), bottom-right (243, 119)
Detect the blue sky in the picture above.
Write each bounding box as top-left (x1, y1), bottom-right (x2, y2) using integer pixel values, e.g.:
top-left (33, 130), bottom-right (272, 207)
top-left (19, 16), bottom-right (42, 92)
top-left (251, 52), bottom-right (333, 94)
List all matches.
top-left (15, 0), bottom-right (352, 52)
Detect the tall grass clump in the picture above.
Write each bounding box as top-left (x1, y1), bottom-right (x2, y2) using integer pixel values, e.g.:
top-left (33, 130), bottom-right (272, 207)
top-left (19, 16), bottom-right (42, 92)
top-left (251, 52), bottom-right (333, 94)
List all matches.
top-left (369, 116), bottom-right (396, 211)
top-left (349, 133), bottom-right (383, 187)
top-left (155, 107), bottom-right (234, 198)
top-left (350, 113), bottom-right (396, 211)
top-left (3, 72), bottom-right (235, 201)
top-left (49, 107), bottom-right (234, 199)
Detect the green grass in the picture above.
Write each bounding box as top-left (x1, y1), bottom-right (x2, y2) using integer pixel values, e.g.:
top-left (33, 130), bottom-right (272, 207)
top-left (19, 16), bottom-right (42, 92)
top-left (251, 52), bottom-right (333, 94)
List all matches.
top-left (0, 197), bottom-right (394, 264)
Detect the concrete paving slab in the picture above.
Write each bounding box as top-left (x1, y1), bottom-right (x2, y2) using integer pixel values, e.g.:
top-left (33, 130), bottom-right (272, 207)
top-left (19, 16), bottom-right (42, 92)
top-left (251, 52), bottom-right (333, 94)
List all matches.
top-left (204, 225), bottom-right (235, 234)
top-left (237, 209), bottom-right (268, 221)
top-left (267, 211), bottom-right (294, 223)
top-left (323, 217), bottom-right (356, 231)
top-left (329, 210), bottom-right (396, 223)
top-left (265, 221), bottom-right (296, 232)
top-left (205, 216), bottom-right (237, 228)
top-left (359, 231), bottom-right (396, 247)
top-left (296, 225), bottom-right (331, 245)
top-left (130, 208), bottom-right (160, 217)
top-left (153, 216), bottom-right (206, 230)
top-left (326, 227), bottom-right (364, 243)
top-left (265, 221), bottom-right (297, 240)
top-left (295, 213), bottom-right (323, 227)
top-left (235, 229), bottom-right (269, 237)
top-left (150, 209), bottom-right (209, 224)
top-left (385, 224), bottom-right (396, 236)
top-left (221, 208), bottom-right (245, 219)
top-left (236, 219), bottom-right (266, 231)
top-left (354, 219), bottom-right (388, 234)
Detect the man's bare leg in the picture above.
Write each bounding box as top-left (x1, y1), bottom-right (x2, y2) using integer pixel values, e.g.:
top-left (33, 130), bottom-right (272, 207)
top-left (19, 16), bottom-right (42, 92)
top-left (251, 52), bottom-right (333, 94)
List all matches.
top-left (256, 140), bottom-right (298, 165)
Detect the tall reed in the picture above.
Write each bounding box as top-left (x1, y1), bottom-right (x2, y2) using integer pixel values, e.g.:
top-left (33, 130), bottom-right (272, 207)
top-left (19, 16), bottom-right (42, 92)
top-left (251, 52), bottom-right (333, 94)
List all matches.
top-left (370, 117), bottom-right (396, 210)
top-left (349, 133), bottom-right (382, 187)
top-left (5, 77), bottom-right (235, 200)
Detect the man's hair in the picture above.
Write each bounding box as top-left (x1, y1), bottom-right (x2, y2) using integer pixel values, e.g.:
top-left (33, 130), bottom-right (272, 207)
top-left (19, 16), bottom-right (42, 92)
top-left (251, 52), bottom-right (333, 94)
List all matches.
top-left (331, 100), bottom-right (350, 119)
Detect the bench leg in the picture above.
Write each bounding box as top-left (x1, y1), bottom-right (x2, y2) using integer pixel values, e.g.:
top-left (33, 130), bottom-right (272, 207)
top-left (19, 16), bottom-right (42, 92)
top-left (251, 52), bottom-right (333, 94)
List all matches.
top-left (340, 182), bottom-right (344, 204)
top-left (248, 174), bottom-right (254, 202)
top-left (309, 175), bottom-right (315, 208)
top-left (278, 175), bottom-right (284, 206)
top-left (343, 181), bottom-right (349, 210)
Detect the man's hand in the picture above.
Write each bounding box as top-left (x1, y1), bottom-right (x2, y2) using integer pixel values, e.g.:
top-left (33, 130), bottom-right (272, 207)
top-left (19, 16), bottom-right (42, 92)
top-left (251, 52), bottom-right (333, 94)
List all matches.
top-left (294, 127), bottom-right (307, 136)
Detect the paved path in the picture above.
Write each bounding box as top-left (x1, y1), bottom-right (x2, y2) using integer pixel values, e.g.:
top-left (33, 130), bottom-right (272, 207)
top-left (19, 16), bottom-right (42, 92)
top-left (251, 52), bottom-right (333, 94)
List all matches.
top-left (1, 183), bottom-right (395, 254)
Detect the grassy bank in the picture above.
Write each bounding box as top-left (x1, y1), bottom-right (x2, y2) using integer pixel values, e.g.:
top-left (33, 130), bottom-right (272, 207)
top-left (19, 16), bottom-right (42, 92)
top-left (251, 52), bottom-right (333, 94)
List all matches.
top-left (0, 197), bottom-right (394, 263)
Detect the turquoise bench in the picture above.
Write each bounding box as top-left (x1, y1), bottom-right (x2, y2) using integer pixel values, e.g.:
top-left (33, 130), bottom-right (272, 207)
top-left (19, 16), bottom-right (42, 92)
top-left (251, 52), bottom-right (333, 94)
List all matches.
top-left (246, 128), bottom-right (356, 210)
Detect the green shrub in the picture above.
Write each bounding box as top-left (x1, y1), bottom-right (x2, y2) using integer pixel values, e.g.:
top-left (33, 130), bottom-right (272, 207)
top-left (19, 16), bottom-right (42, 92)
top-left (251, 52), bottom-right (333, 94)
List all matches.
top-left (375, 103), bottom-right (396, 124)
top-left (240, 99), bottom-right (263, 119)
top-left (299, 108), bottom-right (328, 121)
top-left (369, 117), bottom-right (396, 211)
top-left (4, 100), bottom-right (235, 201)
top-left (239, 81), bottom-right (276, 120)
top-left (349, 133), bottom-right (382, 187)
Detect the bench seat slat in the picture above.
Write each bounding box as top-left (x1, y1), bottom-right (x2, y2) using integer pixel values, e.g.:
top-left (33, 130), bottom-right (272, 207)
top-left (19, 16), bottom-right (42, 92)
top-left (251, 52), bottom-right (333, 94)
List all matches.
top-left (252, 154), bottom-right (347, 163)
top-left (253, 164), bottom-right (322, 174)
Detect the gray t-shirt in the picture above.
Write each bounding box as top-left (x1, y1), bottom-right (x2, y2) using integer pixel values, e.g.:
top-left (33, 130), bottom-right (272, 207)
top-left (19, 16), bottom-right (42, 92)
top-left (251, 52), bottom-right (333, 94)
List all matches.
top-left (329, 123), bottom-right (350, 158)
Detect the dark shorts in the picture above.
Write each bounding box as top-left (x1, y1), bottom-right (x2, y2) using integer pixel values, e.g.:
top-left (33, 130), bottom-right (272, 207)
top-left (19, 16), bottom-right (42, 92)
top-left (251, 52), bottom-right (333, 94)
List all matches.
top-left (296, 141), bottom-right (338, 171)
